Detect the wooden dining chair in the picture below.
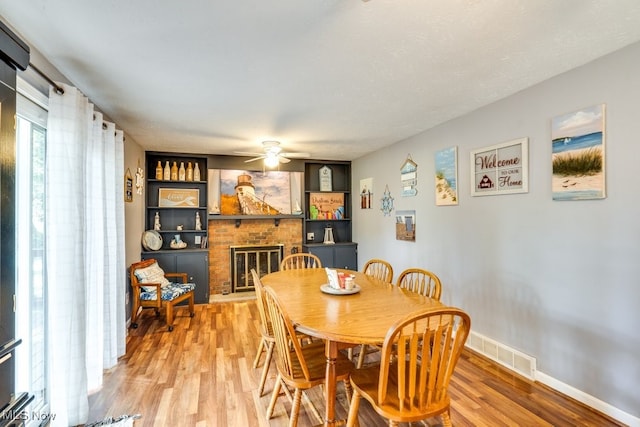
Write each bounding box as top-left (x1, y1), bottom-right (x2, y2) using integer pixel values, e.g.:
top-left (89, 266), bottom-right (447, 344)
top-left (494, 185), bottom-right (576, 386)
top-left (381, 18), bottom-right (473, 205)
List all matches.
top-left (396, 267), bottom-right (442, 300)
top-left (251, 269), bottom-right (279, 397)
top-left (280, 253), bottom-right (322, 270)
top-left (251, 269), bottom-right (313, 400)
top-left (262, 284), bottom-right (354, 427)
top-left (346, 307), bottom-right (471, 427)
top-left (363, 258), bottom-right (394, 283)
top-left (352, 258), bottom-right (395, 366)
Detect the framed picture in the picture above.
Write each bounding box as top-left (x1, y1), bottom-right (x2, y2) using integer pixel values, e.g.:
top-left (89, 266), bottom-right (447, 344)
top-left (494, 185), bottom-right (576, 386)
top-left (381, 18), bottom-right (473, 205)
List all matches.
top-left (470, 137), bottom-right (528, 196)
top-left (308, 192), bottom-right (344, 220)
top-left (435, 146), bottom-right (458, 206)
top-left (395, 210), bottom-right (415, 241)
top-left (158, 188), bottom-right (200, 207)
top-left (551, 104), bottom-right (606, 201)
top-left (124, 168), bottom-right (133, 203)
top-left (319, 165), bottom-right (333, 191)
top-left (359, 177), bottom-right (373, 209)
top-left (219, 169), bottom-right (292, 215)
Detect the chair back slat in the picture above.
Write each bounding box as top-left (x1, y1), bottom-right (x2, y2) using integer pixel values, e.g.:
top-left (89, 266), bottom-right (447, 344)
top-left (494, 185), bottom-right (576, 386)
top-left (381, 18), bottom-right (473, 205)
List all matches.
top-left (363, 258), bottom-right (394, 283)
top-left (377, 308), bottom-right (470, 414)
top-left (251, 269), bottom-right (271, 337)
top-left (280, 253), bottom-right (322, 270)
top-left (262, 284), bottom-right (311, 381)
top-left (396, 268), bottom-right (442, 300)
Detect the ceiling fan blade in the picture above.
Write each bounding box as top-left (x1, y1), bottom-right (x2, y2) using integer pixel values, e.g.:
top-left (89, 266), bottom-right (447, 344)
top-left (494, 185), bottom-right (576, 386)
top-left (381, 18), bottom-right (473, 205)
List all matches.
top-left (281, 152), bottom-right (311, 159)
top-left (278, 156), bottom-right (291, 163)
top-left (244, 156), bottom-right (265, 163)
top-left (234, 151), bottom-right (264, 156)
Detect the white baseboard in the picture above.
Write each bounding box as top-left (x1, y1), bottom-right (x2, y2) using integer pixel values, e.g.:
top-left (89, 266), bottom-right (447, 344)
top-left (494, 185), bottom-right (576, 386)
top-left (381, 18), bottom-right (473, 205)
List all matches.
top-left (536, 371), bottom-right (640, 427)
top-left (465, 331), bottom-right (639, 427)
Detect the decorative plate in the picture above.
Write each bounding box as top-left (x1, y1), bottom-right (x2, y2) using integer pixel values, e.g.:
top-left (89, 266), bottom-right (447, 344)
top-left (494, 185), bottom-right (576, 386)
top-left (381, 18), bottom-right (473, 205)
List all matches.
top-left (320, 283), bottom-right (361, 295)
top-left (141, 230), bottom-right (163, 251)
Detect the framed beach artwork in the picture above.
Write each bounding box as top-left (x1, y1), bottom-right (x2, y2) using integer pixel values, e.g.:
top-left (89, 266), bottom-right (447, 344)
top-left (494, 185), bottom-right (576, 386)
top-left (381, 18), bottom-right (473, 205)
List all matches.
top-left (551, 104), bottom-right (606, 201)
top-left (435, 146), bottom-right (458, 206)
top-left (470, 137), bottom-right (529, 197)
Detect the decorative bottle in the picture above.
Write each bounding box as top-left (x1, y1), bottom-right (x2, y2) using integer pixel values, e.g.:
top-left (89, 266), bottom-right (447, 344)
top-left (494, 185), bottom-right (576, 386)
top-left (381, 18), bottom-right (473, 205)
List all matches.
top-left (170, 161), bottom-right (178, 180)
top-left (163, 161), bottom-right (170, 180)
top-left (186, 162), bottom-right (194, 181)
top-left (155, 161), bottom-right (163, 180)
top-left (193, 162), bottom-right (201, 181)
top-left (154, 212), bottom-right (161, 230)
top-left (195, 211), bottom-right (202, 230)
top-left (178, 162), bottom-right (186, 181)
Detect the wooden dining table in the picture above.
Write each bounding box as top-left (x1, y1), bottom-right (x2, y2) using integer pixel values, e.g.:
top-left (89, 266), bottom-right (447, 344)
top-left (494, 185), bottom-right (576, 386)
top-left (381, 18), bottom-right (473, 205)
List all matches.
top-left (261, 267), bottom-right (444, 427)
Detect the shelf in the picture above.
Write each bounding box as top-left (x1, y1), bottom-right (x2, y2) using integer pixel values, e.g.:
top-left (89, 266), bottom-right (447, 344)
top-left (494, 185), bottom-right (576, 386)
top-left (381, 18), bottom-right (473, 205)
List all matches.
top-left (208, 214), bottom-right (304, 228)
top-left (305, 218), bottom-right (351, 222)
top-left (148, 179), bottom-right (206, 184)
top-left (142, 248), bottom-right (208, 255)
top-left (155, 229), bottom-right (206, 233)
top-left (148, 206), bottom-right (207, 210)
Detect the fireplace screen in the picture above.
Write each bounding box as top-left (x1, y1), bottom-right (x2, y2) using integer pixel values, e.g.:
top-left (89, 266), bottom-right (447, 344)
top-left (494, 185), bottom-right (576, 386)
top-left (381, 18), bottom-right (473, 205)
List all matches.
top-left (230, 244), bottom-right (284, 292)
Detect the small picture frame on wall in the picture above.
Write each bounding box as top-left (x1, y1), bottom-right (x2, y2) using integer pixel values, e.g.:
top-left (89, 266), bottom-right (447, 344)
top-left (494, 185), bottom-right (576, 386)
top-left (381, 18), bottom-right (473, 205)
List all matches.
top-left (319, 165), bottom-right (333, 191)
top-left (124, 168), bottom-right (133, 203)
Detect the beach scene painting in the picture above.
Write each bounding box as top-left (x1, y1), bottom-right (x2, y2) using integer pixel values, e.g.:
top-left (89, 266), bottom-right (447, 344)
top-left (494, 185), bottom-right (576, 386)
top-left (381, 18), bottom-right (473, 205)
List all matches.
top-left (435, 146), bottom-right (458, 205)
top-left (551, 104), bottom-right (606, 201)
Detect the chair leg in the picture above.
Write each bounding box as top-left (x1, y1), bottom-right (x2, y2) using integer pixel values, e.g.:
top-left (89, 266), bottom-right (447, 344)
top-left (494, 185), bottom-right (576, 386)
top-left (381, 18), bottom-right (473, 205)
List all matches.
top-left (441, 409), bottom-right (452, 427)
top-left (346, 391), bottom-right (361, 427)
top-left (356, 344), bottom-right (367, 368)
top-left (343, 379), bottom-right (353, 404)
top-left (188, 292), bottom-right (195, 317)
top-left (258, 341), bottom-right (274, 396)
top-left (253, 337), bottom-right (266, 369)
top-left (166, 303), bottom-right (174, 331)
top-left (289, 388), bottom-right (303, 427)
top-left (266, 373), bottom-right (282, 420)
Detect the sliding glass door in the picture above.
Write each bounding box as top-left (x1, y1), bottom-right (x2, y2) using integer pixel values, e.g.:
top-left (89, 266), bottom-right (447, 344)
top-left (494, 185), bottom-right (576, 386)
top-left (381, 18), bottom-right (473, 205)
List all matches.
top-left (15, 86), bottom-right (49, 419)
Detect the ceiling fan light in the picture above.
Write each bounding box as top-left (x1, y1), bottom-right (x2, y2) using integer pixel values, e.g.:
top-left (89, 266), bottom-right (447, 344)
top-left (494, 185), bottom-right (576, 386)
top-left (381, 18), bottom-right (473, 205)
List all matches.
top-left (264, 153), bottom-right (279, 168)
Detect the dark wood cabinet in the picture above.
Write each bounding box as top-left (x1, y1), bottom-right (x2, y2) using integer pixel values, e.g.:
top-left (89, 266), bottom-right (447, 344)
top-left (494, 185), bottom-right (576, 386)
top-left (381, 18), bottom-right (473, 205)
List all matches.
top-left (142, 251), bottom-right (209, 304)
top-left (303, 242), bottom-right (358, 270)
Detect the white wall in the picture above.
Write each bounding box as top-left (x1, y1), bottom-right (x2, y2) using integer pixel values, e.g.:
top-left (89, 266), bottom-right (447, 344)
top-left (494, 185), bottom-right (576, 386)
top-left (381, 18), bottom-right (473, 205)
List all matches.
top-left (123, 139), bottom-right (145, 320)
top-left (353, 42), bottom-right (640, 421)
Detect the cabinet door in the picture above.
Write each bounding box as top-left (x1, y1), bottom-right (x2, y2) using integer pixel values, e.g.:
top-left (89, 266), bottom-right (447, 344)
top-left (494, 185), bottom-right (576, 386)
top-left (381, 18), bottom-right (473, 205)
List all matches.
top-left (177, 252), bottom-right (209, 304)
top-left (304, 245), bottom-right (334, 268)
top-left (141, 252), bottom-right (209, 304)
top-left (334, 244), bottom-right (358, 270)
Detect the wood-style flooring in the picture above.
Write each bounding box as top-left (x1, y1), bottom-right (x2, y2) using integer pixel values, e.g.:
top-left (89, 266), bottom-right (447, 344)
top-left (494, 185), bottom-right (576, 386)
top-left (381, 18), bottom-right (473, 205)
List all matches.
top-left (86, 301), bottom-right (624, 427)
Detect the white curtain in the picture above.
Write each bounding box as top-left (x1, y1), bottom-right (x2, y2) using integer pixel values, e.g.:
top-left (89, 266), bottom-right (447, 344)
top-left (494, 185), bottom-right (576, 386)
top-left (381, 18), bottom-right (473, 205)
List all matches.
top-left (46, 84), bottom-right (126, 426)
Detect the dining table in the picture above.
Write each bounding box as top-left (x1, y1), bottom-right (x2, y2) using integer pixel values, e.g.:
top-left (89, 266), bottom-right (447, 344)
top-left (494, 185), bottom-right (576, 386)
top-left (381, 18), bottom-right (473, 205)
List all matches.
top-left (261, 267), bottom-right (444, 427)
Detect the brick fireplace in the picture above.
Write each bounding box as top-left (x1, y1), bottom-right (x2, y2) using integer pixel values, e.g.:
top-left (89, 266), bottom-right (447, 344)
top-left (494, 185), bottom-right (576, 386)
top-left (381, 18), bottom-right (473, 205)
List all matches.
top-left (207, 217), bottom-right (303, 295)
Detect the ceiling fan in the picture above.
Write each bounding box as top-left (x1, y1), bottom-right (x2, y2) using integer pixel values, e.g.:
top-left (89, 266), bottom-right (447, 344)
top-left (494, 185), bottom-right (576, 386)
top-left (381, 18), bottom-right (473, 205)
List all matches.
top-left (234, 141), bottom-right (310, 167)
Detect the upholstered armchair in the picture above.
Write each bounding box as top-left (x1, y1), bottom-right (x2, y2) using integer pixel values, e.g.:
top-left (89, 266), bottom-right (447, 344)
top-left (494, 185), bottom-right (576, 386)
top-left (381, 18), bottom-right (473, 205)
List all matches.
top-left (129, 259), bottom-right (195, 331)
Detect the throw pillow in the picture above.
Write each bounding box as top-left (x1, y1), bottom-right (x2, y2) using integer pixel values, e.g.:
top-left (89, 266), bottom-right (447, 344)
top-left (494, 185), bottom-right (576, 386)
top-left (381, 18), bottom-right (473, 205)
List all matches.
top-left (134, 262), bottom-right (171, 292)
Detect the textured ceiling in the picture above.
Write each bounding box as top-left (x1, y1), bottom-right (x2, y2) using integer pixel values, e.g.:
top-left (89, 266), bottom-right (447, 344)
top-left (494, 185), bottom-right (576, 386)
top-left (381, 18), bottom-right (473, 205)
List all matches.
top-left (1, 0), bottom-right (640, 161)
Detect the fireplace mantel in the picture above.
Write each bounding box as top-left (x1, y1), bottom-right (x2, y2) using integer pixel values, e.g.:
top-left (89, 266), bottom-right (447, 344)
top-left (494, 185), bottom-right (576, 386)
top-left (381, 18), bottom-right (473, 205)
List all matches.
top-left (209, 214), bottom-right (303, 228)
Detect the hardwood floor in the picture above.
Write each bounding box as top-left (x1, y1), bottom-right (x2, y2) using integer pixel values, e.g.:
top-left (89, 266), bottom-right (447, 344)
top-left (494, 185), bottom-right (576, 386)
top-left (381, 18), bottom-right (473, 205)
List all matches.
top-left (87, 301), bottom-right (623, 427)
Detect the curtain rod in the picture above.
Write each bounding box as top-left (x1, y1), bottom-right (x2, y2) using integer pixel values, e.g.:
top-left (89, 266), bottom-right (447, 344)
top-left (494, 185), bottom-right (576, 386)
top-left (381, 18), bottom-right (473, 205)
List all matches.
top-left (28, 62), bottom-right (65, 95)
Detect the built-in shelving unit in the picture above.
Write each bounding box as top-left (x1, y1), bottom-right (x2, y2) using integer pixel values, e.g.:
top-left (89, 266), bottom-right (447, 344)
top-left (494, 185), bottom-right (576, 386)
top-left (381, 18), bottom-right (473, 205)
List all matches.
top-left (141, 152), bottom-right (210, 303)
top-left (302, 161), bottom-right (357, 269)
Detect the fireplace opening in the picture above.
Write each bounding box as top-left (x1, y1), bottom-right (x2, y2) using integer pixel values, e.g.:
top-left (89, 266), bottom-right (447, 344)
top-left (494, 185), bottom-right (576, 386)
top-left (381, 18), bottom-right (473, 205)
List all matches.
top-left (230, 244), bottom-right (284, 292)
